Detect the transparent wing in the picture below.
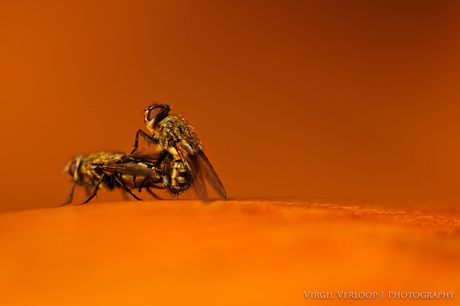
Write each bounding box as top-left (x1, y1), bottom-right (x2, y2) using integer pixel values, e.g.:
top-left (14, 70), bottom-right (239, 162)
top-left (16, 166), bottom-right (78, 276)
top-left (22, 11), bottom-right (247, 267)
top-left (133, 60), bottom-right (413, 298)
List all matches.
top-left (96, 161), bottom-right (162, 181)
top-left (129, 151), bottom-right (162, 161)
top-left (175, 144), bottom-right (210, 202)
top-left (196, 151), bottom-right (227, 200)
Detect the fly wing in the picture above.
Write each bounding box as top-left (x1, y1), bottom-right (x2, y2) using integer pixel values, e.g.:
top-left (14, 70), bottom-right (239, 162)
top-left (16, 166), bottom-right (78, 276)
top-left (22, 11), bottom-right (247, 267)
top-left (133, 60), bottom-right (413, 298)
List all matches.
top-left (175, 144), bottom-right (210, 202)
top-left (97, 161), bottom-right (162, 181)
top-left (197, 151), bottom-right (227, 200)
top-left (129, 151), bottom-right (162, 161)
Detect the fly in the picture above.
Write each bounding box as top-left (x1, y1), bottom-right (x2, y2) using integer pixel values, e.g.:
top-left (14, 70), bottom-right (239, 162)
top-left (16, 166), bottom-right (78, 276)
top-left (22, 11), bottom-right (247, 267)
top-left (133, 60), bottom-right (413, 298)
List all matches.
top-left (61, 151), bottom-right (165, 205)
top-left (130, 103), bottom-right (227, 202)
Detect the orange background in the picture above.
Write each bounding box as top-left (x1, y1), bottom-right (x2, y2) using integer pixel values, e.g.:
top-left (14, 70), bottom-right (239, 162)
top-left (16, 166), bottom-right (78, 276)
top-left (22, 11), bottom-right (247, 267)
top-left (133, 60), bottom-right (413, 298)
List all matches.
top-left (2, 1), bottom-right (460, 211)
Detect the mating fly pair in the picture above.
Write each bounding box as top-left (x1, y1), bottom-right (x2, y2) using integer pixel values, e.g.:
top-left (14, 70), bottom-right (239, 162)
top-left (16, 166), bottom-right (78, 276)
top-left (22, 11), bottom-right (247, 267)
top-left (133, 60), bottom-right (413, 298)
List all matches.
top-left (62, 104), bottom-right (227, 205)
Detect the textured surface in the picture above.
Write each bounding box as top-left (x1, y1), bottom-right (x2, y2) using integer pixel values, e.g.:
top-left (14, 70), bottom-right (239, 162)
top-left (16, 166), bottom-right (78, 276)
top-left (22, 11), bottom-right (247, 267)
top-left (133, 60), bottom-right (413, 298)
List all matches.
top-left (1, 200), bottom-right (458, 305)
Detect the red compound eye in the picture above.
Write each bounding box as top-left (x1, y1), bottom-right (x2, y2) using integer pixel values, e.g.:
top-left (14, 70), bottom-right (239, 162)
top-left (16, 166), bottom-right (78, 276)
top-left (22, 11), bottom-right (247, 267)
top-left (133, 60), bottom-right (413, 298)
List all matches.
top-left (147, 105), bottom-right (164, 121)
top-left (68, 161), bottom-right (76, 176)
top-left (145, 104), bottom-right (170, 125)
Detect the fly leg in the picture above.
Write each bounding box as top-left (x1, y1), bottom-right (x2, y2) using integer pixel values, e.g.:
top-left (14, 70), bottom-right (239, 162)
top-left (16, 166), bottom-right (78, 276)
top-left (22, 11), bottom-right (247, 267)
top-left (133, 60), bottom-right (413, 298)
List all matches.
top-left (121, 190), bottom-right (131, 201)
top-left (114, 174), bottom-right (142, 201)
top-left (130, 129), bottom-right (155, 155)
top-left (58, 181), bottom-right (78, 207)
top-left (146, 186), bottom-right (165, 200)
top-left (79, 174), bottom-right (106, 205)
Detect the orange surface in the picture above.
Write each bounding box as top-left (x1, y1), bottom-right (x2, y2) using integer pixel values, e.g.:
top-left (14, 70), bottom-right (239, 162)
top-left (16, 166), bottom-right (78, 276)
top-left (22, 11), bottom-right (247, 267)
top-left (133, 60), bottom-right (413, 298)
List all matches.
top-left (1, 200), bottom-right (459, 305)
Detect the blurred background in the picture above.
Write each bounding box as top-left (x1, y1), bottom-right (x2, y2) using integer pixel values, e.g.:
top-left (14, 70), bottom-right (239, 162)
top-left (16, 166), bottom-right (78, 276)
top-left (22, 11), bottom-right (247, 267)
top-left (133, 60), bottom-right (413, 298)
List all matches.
top-left (1, 0), bottom-right (460, 213)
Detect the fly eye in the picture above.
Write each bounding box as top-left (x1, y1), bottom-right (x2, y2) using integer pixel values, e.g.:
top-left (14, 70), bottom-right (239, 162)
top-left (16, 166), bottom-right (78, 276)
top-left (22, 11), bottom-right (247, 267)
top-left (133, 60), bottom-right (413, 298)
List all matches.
top-left (147, 105), bottom-right (164, 121)
top-left (145, 104), bottom-right (170, 127)
top-left (68, 161), bottom-right (77, 177)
